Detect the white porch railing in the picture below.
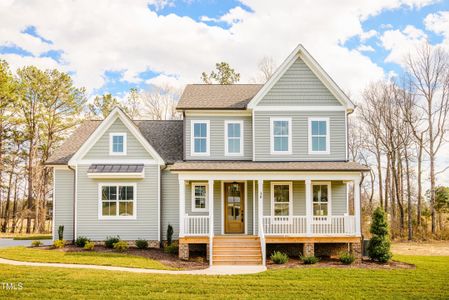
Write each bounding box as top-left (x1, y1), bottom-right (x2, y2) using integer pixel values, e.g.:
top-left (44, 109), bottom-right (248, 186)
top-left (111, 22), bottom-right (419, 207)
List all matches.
top-left (262, 215), bottom-right (355, 236)
top-left (184, 215), bottom-right (209, 236)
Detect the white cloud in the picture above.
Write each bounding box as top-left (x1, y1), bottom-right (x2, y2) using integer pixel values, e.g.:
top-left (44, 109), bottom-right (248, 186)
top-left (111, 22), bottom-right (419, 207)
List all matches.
top-left (380, 25), bottom-right (428, 65)
top-left (146, 74), bottom-right (184, 89)
top-left (0, 0), bottom-right (437, 100)
top-left (357, 45), bottom-right (375, 52)
top-left (360, 29), bottom-right (378, 41)
top-left (424, 11), bottom-right (449, 49)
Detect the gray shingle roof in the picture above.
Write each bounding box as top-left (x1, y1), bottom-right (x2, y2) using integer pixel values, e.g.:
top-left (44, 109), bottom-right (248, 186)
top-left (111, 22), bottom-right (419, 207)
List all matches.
top-left (87, 164), bottom-right (144, 173)
top-left (169, 161), bottom-right (370, 172)
top-left (46, 120), bottom-right (183, 165)
top-left (177, 84), bottom-right (263, 110)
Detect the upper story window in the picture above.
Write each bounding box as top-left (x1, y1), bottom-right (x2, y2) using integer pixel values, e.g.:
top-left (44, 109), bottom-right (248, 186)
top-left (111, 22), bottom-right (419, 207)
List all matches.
top-left (99, 184), bottom-right (136, 219)
top-left (191, 120), bottom-right (210, 156)
top-left (225, 120), bottom-right (243, 156)
top-left (309, 118), bottom-right (330, 154)
top-left (271, 182), bottom-right (292, 216)
top-left (191, 183), bottom-right (208, 212)
top-left (270, 117), bottom-right (292, 154)
top-left (313, 183), bottom-right (331, 216)
top-left (109, 133), bottom-right (127, 155)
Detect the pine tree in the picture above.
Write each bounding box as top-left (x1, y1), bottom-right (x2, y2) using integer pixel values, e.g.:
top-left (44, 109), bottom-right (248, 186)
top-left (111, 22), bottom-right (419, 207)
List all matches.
top-left (367, 207), bottom-right (392, 262)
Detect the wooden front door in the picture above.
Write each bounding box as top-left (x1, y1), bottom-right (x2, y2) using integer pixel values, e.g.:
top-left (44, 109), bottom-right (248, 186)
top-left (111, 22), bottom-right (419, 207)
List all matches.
top-left (224, 182), bottom-right (245, 234)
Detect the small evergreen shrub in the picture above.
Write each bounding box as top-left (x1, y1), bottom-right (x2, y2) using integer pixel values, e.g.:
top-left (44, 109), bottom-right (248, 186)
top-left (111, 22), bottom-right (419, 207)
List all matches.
top-left (113, 241), bottom-right (129, 252)
top-left (135, 239), bottom-right (149, 249)
top-left (270, 251), bottom-right (289, 264)
top-left (339, 252), bottom-right (355, 265)
top-left (84, 241), bottom-right (95, 251)
top-left (164, 244), bottom-right (178, 255)
top-left (167, 224), bottom-right (174, 246)
top-left (75, 236), bottom-right (91, 248)
top-left (367, 207), bottom-right (392, 263)
top-left (105, 236), bottom-right (121, 249)
top-left (31, 240), bottom-right (42, 247)
top-left (53, 239), bottom-right (65, 249)
top-left (58, 225), bottom-right (64, 241)
top-left (301, 256), bottom-right (319, 264)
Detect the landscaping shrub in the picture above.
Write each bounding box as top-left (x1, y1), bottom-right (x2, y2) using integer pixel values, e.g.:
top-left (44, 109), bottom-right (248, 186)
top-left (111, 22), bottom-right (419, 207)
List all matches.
top-left (270, 251), bottom-right (289, 264)
top-left (53, 239), bottom-right (65, 249)
top-left (339, 252), bottom-right (355, 265)
top-left (167, 224), bottom-right (174, 246)
top-left (58, 225), bottom-right (64, 241)
top-left (301, 256), bottom-right (319, 264)
top-left (105, 236), bottom-right (121, 249)
top-left (113, 241), bottom-right (129, 252)
top-left (75, 236), bottom-right (91, 248)
top-left (368, 207), bottom-right (392, 263)
top-left (164, 244), bottom-right (178, 255)
top-left (31, 240), bottom-right (42, 247)
top-left (83, 241), bottom-right (95, 251)
top-left (135, 239), bottom-right (149, 249)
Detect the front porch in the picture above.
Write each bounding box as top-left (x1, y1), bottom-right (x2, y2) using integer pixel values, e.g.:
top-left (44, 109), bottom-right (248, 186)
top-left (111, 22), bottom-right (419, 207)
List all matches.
top-left (175, 171), bottom-right (363, 266)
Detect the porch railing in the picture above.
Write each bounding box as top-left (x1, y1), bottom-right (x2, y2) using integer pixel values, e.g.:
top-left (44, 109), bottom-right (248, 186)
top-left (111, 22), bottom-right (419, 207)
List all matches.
top-left (184, 215), bottom-right (209, 236)
top-left (262, 215), bottom-right (355, 236)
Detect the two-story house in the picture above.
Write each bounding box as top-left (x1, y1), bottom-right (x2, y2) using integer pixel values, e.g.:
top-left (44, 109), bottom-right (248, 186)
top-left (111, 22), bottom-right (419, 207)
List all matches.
top-left (47, 44), bottom-right (369, 266)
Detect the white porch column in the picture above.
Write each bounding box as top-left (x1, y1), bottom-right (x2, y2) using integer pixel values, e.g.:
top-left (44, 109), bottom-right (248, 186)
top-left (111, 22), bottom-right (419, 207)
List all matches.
top-left (305, 179), bottom-right (312, 236)
top-left (257, 179), bottom-right (263, 235)
top-left (208, 179), bottom-right (214, 265)
top-left (354, 177), bottom-right (361, 236)
top-left (179, 179), bottom-right (185, 237)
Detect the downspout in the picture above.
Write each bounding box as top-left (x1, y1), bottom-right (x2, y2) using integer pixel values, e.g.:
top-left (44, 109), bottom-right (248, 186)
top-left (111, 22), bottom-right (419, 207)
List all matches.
top-left (68, 165), bottom-right (76, 243)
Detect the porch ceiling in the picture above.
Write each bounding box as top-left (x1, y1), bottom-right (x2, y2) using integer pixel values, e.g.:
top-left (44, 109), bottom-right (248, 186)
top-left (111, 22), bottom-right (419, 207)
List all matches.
top-left (170, 161), bottom-right (370, 172)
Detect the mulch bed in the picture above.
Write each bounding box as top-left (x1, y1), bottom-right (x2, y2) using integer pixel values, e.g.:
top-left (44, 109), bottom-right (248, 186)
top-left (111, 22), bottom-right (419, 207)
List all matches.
top-left (40, 245), bottom-right (209, 270)
top-left (267, 257), bottom-right (415, 270)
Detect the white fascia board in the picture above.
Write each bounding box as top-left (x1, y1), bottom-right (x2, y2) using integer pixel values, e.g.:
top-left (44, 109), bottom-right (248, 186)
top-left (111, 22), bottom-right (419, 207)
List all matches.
top-left (68, 107), bottom-right (165, 166)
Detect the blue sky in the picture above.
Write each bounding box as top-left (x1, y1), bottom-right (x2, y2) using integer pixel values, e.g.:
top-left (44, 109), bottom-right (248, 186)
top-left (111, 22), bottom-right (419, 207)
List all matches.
top-left (0, 0), bottom-right (448, 101)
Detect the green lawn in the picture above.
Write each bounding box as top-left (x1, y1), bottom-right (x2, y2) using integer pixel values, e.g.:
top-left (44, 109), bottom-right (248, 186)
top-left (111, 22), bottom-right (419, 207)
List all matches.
top-left (0, 247), bottom-right (173, 270)
top-left (12, 235), bottom-right (52, 240)
top-left (0, 255), bottom-right (448, 299)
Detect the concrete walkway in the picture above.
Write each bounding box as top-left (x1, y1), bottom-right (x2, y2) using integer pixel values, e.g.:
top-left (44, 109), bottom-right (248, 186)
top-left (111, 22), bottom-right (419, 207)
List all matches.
top-left (0, 257), bottom-right (266, 275)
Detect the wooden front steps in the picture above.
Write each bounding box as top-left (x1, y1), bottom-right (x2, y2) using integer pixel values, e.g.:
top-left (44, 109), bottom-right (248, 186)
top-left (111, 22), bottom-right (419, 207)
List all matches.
top-left (212, 236), bottom-right (262, 265)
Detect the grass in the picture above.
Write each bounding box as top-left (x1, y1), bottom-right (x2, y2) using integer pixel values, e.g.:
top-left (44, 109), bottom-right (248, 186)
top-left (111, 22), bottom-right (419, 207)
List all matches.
top-left (0, 255), bottom-right (448, 299)
top-left (0, 247), bottom-right (174, 270)
top-left (0, 233), bottom-right (52, 239)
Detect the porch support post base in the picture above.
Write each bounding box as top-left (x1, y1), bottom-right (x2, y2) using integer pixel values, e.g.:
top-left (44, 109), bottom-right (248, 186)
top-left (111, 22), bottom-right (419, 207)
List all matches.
top-left (179, 242), bottom-right (189, 260)
top-left (350, 242), bottom-right (362, 262)
top-left (303, 242), bottom-right (314, 257)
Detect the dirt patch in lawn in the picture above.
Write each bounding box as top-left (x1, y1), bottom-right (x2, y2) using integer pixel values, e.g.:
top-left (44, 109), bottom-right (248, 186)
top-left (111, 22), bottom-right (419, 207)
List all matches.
top-left (267, 257), bottom-right (415, 270)
top-left (392, 241), bottom-right (449, 256)
top-left (43, 245), bottom-right (208, 270)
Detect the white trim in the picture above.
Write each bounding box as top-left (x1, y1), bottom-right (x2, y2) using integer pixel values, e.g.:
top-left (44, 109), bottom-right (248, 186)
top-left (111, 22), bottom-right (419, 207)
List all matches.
top-left (252, 110), bottom-right (255, 161)
top-left (109, 133), bottom-right (127, 156)
top-left (253, 180), bottom-right (256, 235)
top-left (247, 44), bottom-right (355, 111)
top-left (74, 165), bottom-right (78, 239)
top-left (87, 172), bottom-right (144, 179)
top-left (76, 159), bottom-right (157, 165)
top-left (98, 183), bottom-right (137, 220)
top-left (220, 180), bottom-right (247, 235)
top-left (185, 110), bottom-right (251, 116)
top-left (345, 112), bottom-right (348, 160)
top-left (245, 180), bottom-right (248, 235)
top-left (191, 182), bottom-right (209, 213)
top-left (157, 166), bottom-right (161, 242)
top-left (308, 117), bottom-right (330, 155)
top-left (179, 179), bottom-right (186, 237)
top-left (254, 106), bottom-right (346, 112)
top-left (270, 117), bottom-right (292, 155)
top-left (270, 182), bottom-right (293, 217)
top-left (224, 120), bottom-right (244, 156)
top-left (311, 181), bottom-right (332, 217)
top-left (49, 165), bottom-right (70, 170)
top-left (68, 107), bottom-right (165, 165)
top-left (52, 168), bottom-right (56, 241)
top-left (190, 120), bottom-right (210, 156)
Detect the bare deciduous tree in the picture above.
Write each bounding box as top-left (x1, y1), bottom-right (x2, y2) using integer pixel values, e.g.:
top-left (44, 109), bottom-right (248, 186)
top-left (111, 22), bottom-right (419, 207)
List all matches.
top-left (141, 84), bottom-right (182, 120)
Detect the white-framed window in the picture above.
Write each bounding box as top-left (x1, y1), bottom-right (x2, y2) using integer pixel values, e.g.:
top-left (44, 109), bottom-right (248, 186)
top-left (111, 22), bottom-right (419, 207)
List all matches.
top-left (270, 182), bottom-right (293, 216)
top-left (98, 183), bottom-right (136, 219)
top-left (270, 117), bottom-right (292, 154)
top-left (225, 120), bottom-right (243, 156)
top-left (312, 182), bottom-right (332, 216)
top-left (109, 133), bottom-right (127, 155)
top-left (191, 183), bottom-right (208, 212)
top-left (308, 117), bottom-right (330, 154)
top-left (191, 120), bottom-right (210, 156)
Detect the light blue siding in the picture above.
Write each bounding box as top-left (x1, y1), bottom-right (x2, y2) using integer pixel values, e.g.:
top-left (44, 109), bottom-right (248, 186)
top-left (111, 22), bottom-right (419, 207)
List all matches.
top-left (161, 170), bottom-right (179, 240)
